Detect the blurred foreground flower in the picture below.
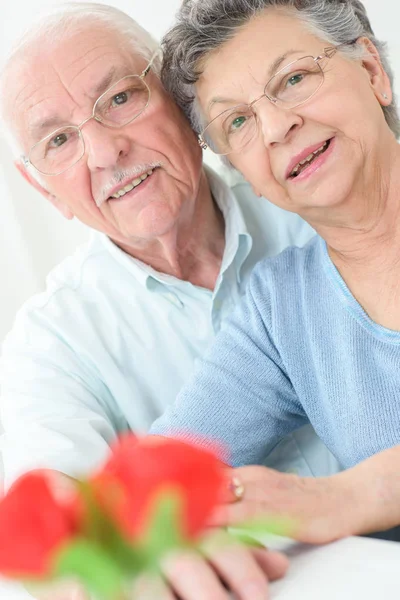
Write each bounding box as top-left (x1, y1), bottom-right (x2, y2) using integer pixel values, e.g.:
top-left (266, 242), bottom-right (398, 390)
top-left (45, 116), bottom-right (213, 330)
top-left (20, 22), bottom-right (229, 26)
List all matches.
top-left (0, 473), bottom-right (79, 578)
top-left (0, 435), bottom-right (288, 599)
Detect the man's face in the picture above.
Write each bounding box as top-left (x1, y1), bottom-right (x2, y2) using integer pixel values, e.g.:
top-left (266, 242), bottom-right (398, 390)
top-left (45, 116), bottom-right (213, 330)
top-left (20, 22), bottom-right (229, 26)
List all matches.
top-left (9, 25), bottom-right (203, 247)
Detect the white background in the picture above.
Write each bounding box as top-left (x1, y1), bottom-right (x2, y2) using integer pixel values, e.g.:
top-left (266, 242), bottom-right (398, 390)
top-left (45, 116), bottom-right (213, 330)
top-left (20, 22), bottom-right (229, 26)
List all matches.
top-left (0, 0), bottom-right (399, 344)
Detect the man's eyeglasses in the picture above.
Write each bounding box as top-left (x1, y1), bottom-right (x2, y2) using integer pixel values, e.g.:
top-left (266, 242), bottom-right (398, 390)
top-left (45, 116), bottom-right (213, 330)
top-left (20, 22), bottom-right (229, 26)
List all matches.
top-left (22, 54), bottom-right (158, 176)
top-left (198, 46), bottom-right (340, 156)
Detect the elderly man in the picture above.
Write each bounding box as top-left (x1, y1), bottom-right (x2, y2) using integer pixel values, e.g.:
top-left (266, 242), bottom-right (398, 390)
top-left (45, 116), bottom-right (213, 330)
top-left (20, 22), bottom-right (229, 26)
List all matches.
top-left (0, 2), bottom-right (340, 598)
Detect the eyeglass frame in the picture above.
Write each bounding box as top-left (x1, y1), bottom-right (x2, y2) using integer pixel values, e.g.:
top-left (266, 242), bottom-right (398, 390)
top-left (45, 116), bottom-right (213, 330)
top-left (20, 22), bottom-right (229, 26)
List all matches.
top-left (198, 44), bottom-right (355, 156)
top-left (21, 52), bottom-right (159, 176)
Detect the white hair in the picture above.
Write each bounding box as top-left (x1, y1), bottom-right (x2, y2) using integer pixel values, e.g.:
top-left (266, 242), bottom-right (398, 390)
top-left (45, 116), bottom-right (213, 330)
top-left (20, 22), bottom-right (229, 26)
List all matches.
top-left (0, 2), bottom-right (161, 158)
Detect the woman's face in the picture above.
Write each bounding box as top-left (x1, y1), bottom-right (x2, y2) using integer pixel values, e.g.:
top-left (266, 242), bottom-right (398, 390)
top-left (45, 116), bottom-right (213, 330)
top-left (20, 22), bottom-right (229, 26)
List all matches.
top-left (196, 9), bottom-right (393, 220)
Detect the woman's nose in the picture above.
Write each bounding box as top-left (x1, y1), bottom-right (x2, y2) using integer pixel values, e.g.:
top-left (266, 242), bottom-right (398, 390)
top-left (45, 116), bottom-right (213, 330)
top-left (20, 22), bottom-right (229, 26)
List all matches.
top-left (255, 97), bottom-right (303, 148)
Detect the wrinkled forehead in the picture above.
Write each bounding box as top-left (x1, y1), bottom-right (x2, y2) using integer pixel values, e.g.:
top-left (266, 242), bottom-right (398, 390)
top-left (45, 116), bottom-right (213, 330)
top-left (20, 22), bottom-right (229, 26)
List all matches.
top-left (196, 9), bottom-right (325, 117)
top-left (4, 25), bottom-right (146, 148)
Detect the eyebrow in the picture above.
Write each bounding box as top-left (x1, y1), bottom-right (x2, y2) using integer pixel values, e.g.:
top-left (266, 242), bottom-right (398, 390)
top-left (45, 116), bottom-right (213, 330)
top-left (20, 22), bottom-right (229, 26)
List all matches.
top-left (91, 67), bottom-right (119, 97)
top-left (207, 49), bottom-right (301, 110)
top-left (28, 115), bottom-right (70, 141)
top-left (28, 66), bottom-right (132, 140)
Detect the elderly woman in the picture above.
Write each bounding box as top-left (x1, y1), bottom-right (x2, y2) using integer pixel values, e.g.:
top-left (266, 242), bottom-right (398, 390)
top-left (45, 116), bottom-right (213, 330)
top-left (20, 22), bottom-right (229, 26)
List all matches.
top-left (150, 0), bottom-right (400, 543)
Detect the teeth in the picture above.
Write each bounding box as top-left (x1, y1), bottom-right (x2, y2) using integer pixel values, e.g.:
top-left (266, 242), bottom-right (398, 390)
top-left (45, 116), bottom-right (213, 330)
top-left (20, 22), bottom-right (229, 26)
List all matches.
top-left (290, 141), bottom-right (329, 177)
top-left (110, 168), bottom-right (155, 199)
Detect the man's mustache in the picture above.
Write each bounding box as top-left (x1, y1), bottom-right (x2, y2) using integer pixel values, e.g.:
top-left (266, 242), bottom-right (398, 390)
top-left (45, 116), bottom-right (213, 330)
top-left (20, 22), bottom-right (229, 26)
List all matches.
top-left (96, 162), bottom-right (162, 207)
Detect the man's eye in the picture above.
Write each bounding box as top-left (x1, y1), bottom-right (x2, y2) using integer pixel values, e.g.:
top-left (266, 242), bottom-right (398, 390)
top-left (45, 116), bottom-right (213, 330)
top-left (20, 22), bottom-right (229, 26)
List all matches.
top-left (50, 133), bottom-right (68, 147)
top-left (111, 91), bottom-right (130, 107)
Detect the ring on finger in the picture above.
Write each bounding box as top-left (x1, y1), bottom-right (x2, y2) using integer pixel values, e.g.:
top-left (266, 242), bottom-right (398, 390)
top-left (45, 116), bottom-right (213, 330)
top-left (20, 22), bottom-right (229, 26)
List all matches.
top-left (229, 475), bottom-right (245, 502)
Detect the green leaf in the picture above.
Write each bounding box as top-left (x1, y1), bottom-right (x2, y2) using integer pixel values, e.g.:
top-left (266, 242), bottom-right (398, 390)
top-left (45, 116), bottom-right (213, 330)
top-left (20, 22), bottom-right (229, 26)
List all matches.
top-left (140, 491), bottom-right (188, 569)
top-left (76, 481), bottom-right (146, 577)
top-left (226, 529), bottom-right (266, 548)
top-left (228, 517), bottom-right (296, 545)
top-left (54, 538), bottom-right (125, 600)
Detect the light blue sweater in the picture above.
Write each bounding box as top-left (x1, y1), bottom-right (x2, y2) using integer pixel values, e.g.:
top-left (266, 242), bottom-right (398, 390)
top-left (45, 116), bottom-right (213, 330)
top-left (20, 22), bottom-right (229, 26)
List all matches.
top-left (150, 236), bottom-right (400, 472)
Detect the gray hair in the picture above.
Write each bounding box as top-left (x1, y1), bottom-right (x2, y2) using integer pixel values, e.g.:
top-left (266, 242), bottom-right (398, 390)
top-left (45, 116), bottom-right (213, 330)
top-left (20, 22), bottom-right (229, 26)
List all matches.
top-left (0, 2), bottom-right (161, 157)
top-left (161, 0), bottom-right (399, 139)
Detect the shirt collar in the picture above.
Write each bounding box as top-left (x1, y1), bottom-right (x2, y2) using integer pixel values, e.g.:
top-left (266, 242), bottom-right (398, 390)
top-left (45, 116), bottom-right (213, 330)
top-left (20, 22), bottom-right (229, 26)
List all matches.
top-left (96, 166), bottom-right (253, 288)
top-left (205, 165), bottom-right (252, 282)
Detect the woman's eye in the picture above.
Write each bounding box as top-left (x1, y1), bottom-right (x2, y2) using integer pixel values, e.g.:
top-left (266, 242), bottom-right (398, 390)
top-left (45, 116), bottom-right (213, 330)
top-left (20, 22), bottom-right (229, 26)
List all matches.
top-left (230, 116), bottom-right (247, 131)
top-left (287, 73), bottom-right (304, 87)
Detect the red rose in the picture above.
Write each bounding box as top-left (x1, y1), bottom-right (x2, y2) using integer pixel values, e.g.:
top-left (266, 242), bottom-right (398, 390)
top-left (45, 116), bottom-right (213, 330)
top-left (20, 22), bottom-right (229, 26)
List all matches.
top-left (92, 435), bottom-right (225, 541)
top-left (0, 472), bottom-right (79, 578)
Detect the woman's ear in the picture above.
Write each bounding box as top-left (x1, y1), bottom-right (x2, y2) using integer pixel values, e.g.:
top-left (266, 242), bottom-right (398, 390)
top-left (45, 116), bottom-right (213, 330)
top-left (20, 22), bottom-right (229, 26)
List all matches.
top-left (14, 160), bottom-right (74, 220)
top-left (357, 37), bottom-right (392, 105)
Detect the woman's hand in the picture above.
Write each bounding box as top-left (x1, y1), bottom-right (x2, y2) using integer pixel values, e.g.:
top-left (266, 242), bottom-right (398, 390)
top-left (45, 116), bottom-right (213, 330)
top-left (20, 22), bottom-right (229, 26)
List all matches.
top-left (211, 466), bottom-right (363, 545)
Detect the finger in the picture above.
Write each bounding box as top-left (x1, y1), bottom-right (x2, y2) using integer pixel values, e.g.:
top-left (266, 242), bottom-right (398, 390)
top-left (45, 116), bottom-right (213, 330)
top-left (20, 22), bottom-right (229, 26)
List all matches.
top-left (27, 580), bottom-right (89, 600)
top-left (225, 474), bottom-right (246, 504)
top-left (201, 533), bottom-right (270, 600)
top-left (41, 470), bottom-right (77, 504)
top-left (161, 549), bottom-right (230, 600)
top-left (208, 499), bottom-right (258, 528)
top-left (251, 547), bottom-right (289, 581)
top-left (129, 572), bottom-right (177, 600)
top-left (223, 466), bottom-right (279, 504)
top-left (219, 468), bottom-right (237, 503)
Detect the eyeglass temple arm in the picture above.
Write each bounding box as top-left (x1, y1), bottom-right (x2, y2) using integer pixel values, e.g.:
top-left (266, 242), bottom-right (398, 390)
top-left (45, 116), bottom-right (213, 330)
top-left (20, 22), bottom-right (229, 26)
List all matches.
top-left (319, 38), bottom-right (359, 60)
top-left (141, 48), bottom-right (162, 77)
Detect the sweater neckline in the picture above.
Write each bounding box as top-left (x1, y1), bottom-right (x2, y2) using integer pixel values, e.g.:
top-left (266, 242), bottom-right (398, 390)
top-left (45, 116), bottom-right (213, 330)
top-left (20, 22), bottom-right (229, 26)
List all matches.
top-left (320, 237), bottom-right (400, 343)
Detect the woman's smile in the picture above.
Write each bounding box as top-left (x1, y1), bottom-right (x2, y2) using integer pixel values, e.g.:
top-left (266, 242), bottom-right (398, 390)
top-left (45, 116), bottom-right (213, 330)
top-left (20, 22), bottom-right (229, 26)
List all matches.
top-left (286, 137), bottom-right (335, 184)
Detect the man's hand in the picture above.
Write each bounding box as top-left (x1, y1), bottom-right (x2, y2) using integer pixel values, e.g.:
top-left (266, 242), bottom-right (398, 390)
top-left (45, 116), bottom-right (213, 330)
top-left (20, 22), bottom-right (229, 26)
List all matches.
top-left (27, 470), bottom-right (288, 599)
top-left (29, 532), bottom-right (288, 599)
top-left (26, 580), bottom-right (87, 600)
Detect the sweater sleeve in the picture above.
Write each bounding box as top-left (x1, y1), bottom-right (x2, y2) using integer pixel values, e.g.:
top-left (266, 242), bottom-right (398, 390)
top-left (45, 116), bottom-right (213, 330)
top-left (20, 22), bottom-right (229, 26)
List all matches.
top-left (149, 262), bottom-right (308, 466)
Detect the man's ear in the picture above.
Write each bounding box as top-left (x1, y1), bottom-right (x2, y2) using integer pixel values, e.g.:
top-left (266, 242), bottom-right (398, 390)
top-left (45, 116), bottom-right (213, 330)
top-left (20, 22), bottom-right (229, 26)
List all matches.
top-left (357, 37), bottom-right (392, 106)
top-left (14, 160), bottom-right (74, 220)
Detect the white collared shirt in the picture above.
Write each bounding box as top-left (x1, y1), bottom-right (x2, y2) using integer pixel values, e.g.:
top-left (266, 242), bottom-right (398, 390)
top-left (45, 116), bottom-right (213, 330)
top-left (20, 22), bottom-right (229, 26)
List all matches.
top-left (0, 168), bottom-right (340, 490)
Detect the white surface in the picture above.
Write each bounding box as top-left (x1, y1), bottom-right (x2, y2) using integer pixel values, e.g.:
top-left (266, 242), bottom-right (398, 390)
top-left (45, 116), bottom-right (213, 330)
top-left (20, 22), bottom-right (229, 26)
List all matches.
top-left (0, 579), bottom-right (32, 599)
top-left (270, 536), bottom-right (400, 599)
top-left (1, 536), bottom-right (399, 599)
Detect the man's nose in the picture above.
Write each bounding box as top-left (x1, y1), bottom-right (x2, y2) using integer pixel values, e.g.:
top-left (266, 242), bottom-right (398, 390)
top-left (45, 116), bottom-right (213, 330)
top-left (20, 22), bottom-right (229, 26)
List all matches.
top-left (82, 120), bottom-right (130, 171)
top-left (255, 97), bottom-right (303, 148)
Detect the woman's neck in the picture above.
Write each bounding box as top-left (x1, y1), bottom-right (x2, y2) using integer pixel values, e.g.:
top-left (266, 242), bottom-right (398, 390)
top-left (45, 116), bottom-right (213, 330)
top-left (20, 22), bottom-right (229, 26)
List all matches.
top-left (310, 142), bottom-right (400, 329)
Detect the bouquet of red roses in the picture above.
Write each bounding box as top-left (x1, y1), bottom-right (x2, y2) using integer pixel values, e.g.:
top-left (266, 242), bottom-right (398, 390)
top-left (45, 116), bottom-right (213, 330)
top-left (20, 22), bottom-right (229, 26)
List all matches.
top-left (0, 436), bottom-right (233, 598)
